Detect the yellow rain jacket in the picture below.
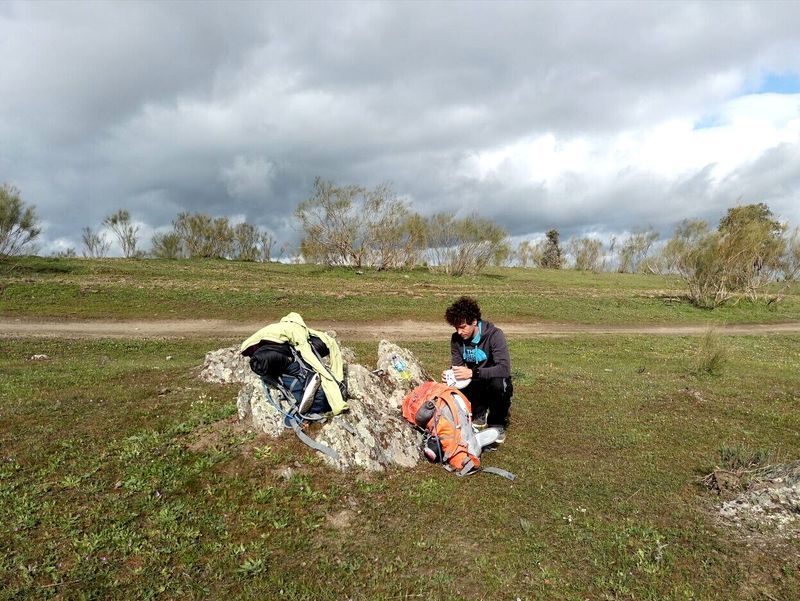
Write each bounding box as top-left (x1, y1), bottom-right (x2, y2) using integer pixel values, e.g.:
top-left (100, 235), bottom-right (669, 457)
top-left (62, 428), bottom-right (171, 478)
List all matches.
top-left (240, 312), bottom-right (348, 415)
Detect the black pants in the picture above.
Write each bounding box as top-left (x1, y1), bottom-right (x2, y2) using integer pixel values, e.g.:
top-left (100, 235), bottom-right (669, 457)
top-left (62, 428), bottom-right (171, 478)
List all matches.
top-left (460, 377), bottom-right (513, 427)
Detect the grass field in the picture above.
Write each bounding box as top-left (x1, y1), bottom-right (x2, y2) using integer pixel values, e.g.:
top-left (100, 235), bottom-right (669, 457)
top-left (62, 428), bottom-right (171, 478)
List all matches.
top-left (2, 256), bottom-right (800, 324)
top-left (1, 258), bottom-right (799, 599)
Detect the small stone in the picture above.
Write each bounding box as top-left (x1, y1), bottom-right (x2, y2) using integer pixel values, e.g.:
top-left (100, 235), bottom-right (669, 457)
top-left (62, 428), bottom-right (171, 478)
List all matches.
top-left (28, 354), bottom-right (49, 361)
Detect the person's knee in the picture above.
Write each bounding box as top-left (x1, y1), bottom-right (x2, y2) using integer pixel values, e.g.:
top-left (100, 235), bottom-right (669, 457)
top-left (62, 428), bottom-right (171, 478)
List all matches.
top-left (486, 377), bottom-right (509, 396)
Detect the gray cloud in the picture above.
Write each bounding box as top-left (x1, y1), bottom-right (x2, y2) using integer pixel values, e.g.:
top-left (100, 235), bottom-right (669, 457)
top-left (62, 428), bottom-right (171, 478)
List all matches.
top-left (1, 0), bottom-right (799, 255)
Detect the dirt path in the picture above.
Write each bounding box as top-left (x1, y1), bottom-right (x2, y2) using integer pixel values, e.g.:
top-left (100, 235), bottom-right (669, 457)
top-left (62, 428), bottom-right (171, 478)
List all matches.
top-left (2, 317), bottom-right (799, 341)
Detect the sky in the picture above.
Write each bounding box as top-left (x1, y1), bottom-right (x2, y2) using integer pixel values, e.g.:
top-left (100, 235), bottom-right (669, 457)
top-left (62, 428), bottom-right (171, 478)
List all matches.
top-left (2, 0), bottom-right (799, 257)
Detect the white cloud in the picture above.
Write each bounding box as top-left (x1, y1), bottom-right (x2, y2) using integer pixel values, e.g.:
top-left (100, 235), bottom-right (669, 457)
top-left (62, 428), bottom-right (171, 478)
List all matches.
top-left (221, 156), bottom-right (277, 200)
top-left (2, 1), bottom-right (800, 252)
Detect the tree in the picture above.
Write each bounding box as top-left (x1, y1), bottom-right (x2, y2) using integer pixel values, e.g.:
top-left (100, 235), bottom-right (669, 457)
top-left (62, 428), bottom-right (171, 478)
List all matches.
top-left (0, 183), bottom-right (41, 257)
top-left (259, 231), bottom-right (277, 262)
top-left (657, 219), bottom-right (708, 274)
top-left (716, 203), bottom-right (785, 295)
top-left (784, 226), bottom-right (800, 282)
top-left (103, 209), bottom-right (139, 258)
top-left (568, 236), bottom-right (604, 272)
top-left (296, 178), bottom-right (425, 269)
top-left (516, 240), bottom-right (531, 268)
top-left (541, 228), bottom-right (562, 269)
top-left (671, 204), bottom-right (789, 308)
top-left (364, 206), bottom-right (427, 270)
top-left (426, 213), bottom-right (508, 276)
top-left (81, 226), bottom-right (110, 258)
top-left (232, 222), bottom-right (260, 261)
top-left (616, 227), bottom-right (659, 273)
top-left (172, 212), bottom-right (233, 258)
top-left (296, 178), bottom-right (370, 267)
top-left (151, 232), bottom-right (183, 259)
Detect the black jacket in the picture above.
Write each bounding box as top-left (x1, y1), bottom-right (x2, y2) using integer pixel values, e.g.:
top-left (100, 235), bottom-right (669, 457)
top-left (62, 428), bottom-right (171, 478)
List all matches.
top-left (450, 320), bottom-right (511, 380)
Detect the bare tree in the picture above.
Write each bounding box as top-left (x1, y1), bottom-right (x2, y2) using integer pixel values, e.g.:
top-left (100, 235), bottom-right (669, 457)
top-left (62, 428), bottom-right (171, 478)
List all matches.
top-left (617, 227), bottom-right (659, 273)
top-left (172, 212), bottom-right (233, 258)
top-left (103, 209), bottom-right (139, 258)
top-left (568, 236), bottom-right (605, 272)
top-left (259, 231), bottom-right (277, 263)
top-left (82, 226), bottom-right (111, 258)
top-left (0, 183), bottom-right (41, 257)
top-left (426, 213), bottom-right (508, 276)
top-left (151, 232), bottom-right (183, 259)
top-left (516, 240), bottom-right (530, 268)
top-left (296, 179), bottom-right (367, 267)
top-left (784, 226), bottom-right (800, 282)
top-left (232, 222), bottom-right (260, 261)
top-left (296, 178), bottom-right (425, 269)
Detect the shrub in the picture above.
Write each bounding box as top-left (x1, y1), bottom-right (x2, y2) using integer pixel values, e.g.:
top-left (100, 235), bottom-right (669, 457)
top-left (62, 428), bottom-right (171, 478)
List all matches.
top-left (616, 227), bottom-right (659, 273)
top-left (81, 226), bottom-right (110, 258)
top-left (103, 209), bottom-right (140, 258)
top-left (151, 232), bottom-right (183, 259)
top-left (671, 204), bottom-right (789, 308)
top-left (568, 236), bottom-right (605, 272)
top-left (426, 213), bottom-right (508, 276)
top-left (541, 228), bottom-right (563, 269)
top-left (172, 212), bottom-right (234, 259)
top-left (691, 328), bottom-right (727, 375)
top-left (0, 183), bottom-right (41, 257)
top-left (296, 178), bottom-right (426, 270)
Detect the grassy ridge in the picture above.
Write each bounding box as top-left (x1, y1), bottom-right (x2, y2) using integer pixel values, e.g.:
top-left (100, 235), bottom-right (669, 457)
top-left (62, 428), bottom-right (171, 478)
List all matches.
top-left (2, 334), bottom-right (799, 599)
top-left (2, 256), bottom-right (799, 324)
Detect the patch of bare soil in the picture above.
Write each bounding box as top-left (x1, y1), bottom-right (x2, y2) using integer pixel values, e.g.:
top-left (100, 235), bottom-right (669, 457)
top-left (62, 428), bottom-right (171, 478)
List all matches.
top-left (183, 416), bottom-right (255, 454)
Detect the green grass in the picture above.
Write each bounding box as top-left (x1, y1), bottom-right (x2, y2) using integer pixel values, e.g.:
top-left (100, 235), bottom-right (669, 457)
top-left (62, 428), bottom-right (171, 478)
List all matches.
top-left (2, 334), bottom-right (799, 599)
top-left (2, 256), bottom-right (799, 324)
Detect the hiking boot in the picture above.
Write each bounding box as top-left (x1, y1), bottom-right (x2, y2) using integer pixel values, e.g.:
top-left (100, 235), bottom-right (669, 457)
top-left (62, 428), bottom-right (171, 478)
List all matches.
top-left (493, 427), bottom-right (506, 444)
top-left (472, 413), bottom-right (488, 431)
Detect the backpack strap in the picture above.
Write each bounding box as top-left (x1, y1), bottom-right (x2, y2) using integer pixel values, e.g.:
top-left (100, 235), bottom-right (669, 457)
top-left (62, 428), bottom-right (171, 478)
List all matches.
top-left (458, 459), bottom-right (478, 476)
top-left (481, 466), bottom-right (517, 481)
top-left (260, 379), bottom-right (339, 460)
top-left (288, 419), bottom-right (340, 461)
top-left (338, 419), bottom-right (357, 436)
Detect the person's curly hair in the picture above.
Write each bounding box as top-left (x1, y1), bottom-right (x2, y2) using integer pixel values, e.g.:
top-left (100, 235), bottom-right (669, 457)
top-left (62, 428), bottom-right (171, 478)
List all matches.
top-left (445, 296), bottom-right (482, 327)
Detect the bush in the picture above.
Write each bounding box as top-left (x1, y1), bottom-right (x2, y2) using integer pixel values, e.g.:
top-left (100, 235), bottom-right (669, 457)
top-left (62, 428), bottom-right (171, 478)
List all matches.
top-left (691, 329), bottom-right (727, 375)
top-left (568, 236), bottom-right (605, 272)
top-left (173, 212), bottom-right (234, 259)
top-left (151, 232), bottom-right (183, 259)
top-left (103, 209), bottom-right (140, 258)
top-left (671, 204), bottom-right (789, 308)
top-left (0, 183), bottom-right (41, 257)
top-left (426, 213), bottom-right (508, 276)
top-left (296, 178), bottom-right (426, 270)
top-left (616, 227), bottom-right (659, 273)
top-left (81, 226), bottom-right (110, 258)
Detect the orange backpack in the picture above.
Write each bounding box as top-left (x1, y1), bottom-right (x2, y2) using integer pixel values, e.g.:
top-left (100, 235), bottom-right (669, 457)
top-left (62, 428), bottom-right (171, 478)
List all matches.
top-left (402, 381), bottom-right (482, 475)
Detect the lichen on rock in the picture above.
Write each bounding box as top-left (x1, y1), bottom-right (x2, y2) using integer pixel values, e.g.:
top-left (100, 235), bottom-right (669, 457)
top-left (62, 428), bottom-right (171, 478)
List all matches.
top-left (200, 337), bottom-right (433, 471)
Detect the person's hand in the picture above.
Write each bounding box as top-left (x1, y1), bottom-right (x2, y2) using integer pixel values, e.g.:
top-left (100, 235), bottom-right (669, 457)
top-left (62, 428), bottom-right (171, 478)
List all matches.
top-left (451, 365), bottom-right (473, 380)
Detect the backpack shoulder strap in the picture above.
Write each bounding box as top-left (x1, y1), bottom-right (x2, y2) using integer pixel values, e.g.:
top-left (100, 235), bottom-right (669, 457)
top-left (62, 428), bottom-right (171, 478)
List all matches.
top-left (260, 378), bottom-right (339, 460)
top-left (481, 466), bottom-right (517, 481)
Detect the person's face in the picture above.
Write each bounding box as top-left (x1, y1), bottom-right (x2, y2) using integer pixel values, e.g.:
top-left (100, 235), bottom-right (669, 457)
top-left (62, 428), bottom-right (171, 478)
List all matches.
top-left (454, 319), bottom-right (478, 340)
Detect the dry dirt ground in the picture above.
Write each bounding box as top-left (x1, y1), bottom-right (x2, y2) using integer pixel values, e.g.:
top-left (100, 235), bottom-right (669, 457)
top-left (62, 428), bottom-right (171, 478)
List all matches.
top-left (2, 317), bottom-right (800, 340)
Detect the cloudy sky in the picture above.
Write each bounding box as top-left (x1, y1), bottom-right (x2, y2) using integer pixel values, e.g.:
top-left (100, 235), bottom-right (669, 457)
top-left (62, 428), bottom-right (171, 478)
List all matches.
top-left (2, 0), bottom-right (799, 256)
